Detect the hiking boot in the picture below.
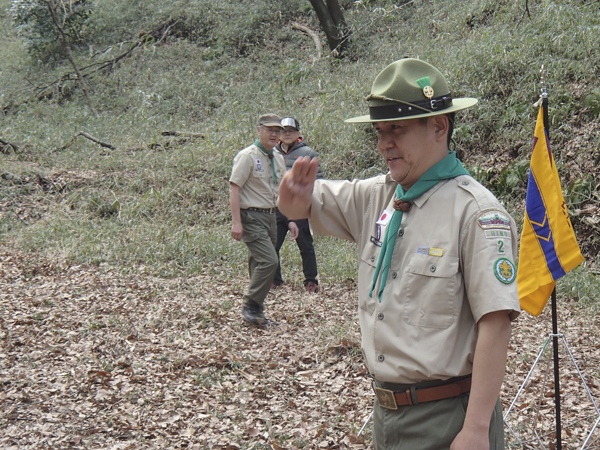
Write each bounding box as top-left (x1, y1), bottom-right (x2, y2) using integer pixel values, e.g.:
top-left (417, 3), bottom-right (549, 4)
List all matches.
top-left (305, 282), bottom-right (319, 293)
top-left (242, 302), bottom-right (266, 325)
top-left (262, 318), bottom-right (279, 328)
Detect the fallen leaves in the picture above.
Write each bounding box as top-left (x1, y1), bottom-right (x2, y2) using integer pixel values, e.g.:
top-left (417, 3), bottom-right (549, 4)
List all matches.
top-left (2, 246), bottom-right (600, 449)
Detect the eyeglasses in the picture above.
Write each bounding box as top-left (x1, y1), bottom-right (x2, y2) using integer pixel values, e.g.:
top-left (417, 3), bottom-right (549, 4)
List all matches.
top-left (261, 126), bottom-right (281, 135)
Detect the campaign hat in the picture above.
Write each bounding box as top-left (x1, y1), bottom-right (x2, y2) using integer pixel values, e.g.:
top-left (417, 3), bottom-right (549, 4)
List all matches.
top-left (346, 58), bottom-right (477, 123)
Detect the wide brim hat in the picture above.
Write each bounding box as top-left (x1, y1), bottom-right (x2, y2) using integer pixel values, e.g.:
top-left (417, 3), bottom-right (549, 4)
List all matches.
top-left (346, 58), bottom-right (478, 123)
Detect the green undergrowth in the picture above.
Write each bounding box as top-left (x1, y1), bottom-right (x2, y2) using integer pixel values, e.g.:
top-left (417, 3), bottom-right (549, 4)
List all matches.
top-left (1, 0), bottom-right (599, 295)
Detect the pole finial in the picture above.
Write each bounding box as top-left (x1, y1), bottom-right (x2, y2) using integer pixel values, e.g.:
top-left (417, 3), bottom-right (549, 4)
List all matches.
top-left (540, 65), bottom-right (548, 99)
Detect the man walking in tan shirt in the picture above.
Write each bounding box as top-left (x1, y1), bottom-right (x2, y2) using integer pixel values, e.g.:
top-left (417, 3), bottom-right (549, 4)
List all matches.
top-left (229, 113), bottom-right (293, 326)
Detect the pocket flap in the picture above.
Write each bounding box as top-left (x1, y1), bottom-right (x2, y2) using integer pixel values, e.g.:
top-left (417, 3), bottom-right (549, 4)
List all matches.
top-left (407, 254), bottom-right (459, 278)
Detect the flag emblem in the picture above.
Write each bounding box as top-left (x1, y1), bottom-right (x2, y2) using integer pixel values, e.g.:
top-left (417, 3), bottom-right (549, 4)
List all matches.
top-left (377, 210), bottom-right (393, 225)
top-left (516, 107), bottom-right (584, 315)
top-left (494, 258), bottom-right (516, 284)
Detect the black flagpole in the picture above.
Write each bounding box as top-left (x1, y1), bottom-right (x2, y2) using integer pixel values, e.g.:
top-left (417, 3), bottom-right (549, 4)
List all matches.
top-left (541, 67), bottom-right (563, 449)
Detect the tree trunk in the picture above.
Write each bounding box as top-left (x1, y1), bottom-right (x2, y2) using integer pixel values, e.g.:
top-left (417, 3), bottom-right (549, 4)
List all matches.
top-left (45, 0), bottom-right (98, 117)
top-left (308, 0), bottom-right (350, 55)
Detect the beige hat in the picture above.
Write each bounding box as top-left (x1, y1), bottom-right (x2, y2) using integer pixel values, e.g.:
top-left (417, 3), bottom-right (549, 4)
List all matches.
top-left (257, 113), bottom-right (283, 128)
top-left (346, 58), bottom-right (478, 123)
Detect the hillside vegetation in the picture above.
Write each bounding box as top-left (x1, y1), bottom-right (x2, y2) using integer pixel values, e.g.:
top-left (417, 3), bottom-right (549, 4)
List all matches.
top-left (3, 1), bottom-right (600, 449)
top-left (1, 0), bottom-right (600, 287)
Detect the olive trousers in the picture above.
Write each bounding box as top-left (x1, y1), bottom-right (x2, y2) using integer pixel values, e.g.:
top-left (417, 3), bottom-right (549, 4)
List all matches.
top-left (240, 209), bottom-right (278, 309)
top-left (372, 392), bottom-right (504, 450)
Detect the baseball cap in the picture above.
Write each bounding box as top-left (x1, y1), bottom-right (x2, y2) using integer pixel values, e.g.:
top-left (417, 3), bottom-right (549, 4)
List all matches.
top-left (281, 117), bottom-right (300, 131)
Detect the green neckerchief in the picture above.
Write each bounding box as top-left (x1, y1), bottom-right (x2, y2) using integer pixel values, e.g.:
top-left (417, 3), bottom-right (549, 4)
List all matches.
top-left (254, 139), bottom-right (278, 185)
top-left (369, 151), bottom-right (470, 302)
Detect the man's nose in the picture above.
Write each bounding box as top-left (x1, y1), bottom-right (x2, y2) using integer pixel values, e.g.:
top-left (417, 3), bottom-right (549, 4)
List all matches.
top-left (377, 132), bottom-right (394, 151)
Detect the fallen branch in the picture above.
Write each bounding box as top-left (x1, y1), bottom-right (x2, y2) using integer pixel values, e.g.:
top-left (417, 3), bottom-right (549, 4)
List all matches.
top-left (57, 132), bottom-right (116, 152)
top-left (161, 131), bottom-right (206, 138)
top-left (291, 22), bottom-right (322, 60)
top-left (10, 20), bottom-right (175, 109)
top-left (0, 138), bottom-right (19, 154)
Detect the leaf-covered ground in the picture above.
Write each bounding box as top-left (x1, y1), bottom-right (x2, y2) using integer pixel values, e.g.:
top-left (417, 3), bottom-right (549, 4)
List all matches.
top-left (2, 246), bottom-right (600, 449)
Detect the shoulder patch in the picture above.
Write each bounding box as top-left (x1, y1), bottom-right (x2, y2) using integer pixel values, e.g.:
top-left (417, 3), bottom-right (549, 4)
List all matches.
top-left (494, 258), bottom-right (516, 284)
top-left (477, 211), bottom-right (511, 230)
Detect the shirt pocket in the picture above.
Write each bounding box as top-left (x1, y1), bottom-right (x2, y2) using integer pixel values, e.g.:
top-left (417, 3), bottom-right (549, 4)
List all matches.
top-left (251, 170), bottom-right (266, 178)
top-left (402, 253), bottom-right (459, 329)
top-left (358, 244), bottom-right (380, 316)
top-left (276, 167), bottom-right (285, 182)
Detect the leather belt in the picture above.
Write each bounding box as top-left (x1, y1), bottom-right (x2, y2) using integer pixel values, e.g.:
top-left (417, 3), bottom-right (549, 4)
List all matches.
top-left (373, 376), bottom-right (471, 410)
top-left (243, 207), bottom-right (276, 214)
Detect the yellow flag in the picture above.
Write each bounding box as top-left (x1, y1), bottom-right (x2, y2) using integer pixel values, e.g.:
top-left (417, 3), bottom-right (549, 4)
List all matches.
top-left (517, 107), bottom-right (584, 316)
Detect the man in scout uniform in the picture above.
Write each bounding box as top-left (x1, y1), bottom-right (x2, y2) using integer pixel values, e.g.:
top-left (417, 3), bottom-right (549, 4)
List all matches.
top-left (229, 113), bottom-right (288, 326)
top-left (277, 59), bottom-right (521, 449)
top-left (273, 117), bottom-right (323, 293)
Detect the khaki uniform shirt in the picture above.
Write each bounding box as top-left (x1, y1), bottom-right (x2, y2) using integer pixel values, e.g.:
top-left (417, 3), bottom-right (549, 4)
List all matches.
top-left (309, 173), bottom-right (521, 384)
top-left (229, 144), bottom-right (286, 209)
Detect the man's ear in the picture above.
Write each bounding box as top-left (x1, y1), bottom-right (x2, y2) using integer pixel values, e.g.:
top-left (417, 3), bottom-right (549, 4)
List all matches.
top-left (431, 115), bottom-right (449, 142)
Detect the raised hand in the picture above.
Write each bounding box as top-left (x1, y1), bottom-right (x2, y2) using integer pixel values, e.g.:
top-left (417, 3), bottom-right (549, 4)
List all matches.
top-left (278, 156), bottom-right (319, 220)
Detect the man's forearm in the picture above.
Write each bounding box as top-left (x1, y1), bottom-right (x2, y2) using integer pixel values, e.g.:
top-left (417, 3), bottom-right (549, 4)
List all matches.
top-left (229, 184), bottom-right (242, 224)
top-left (458, 311), bottom-right (511, 441)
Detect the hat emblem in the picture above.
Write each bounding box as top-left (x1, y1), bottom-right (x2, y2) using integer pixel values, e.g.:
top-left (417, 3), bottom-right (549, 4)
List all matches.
top-left (416, 77), bottom-right (434, 99)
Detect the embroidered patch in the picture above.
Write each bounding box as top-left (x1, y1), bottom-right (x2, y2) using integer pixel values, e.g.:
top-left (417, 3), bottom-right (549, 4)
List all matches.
top-left (255, 159), bottom-right (262, 171)
top-left (416, 247), bottom-right (444, 257)
top-left (484, 229), bottom-right (512, 239)
top-left (429, 248), bottom-right (444, 257)
top-left (477, 211), bottom-right (511, 230)
top-left (494, 258), bottom-right (516, 284)
top-left (377, 210), bottom-right (393, 226)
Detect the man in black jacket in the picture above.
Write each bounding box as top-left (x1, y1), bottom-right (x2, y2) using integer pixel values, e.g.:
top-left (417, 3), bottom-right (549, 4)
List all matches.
top-left (273, 117), bottom-right (323, 293)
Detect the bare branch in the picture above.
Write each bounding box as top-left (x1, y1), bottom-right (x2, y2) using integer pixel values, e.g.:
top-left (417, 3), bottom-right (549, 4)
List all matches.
top-left (158, 19), bottom-right (179, 44)
top-left (332, 0), bottom-right (417, 55)
top-left (56, 132), bottom-right (116, 152)
top-left (45, 0), bottom-right (98, 117)
top-left (291, 22), bottom-right (322, 60)
top-left (161, 131), bottom-right (206, 138)
top-left (0, 138), bottom-right (19, 154)
top-left (3, 19), bottom-right (176, 112)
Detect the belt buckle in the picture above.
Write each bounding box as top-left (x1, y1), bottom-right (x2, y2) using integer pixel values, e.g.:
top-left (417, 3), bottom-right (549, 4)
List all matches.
top-left (374, 387), bottom-right (398, 410)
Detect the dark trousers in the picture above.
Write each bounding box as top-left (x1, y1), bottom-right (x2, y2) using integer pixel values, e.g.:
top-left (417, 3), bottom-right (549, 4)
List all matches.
top-left (274, 213), bottom-right (318, 286)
